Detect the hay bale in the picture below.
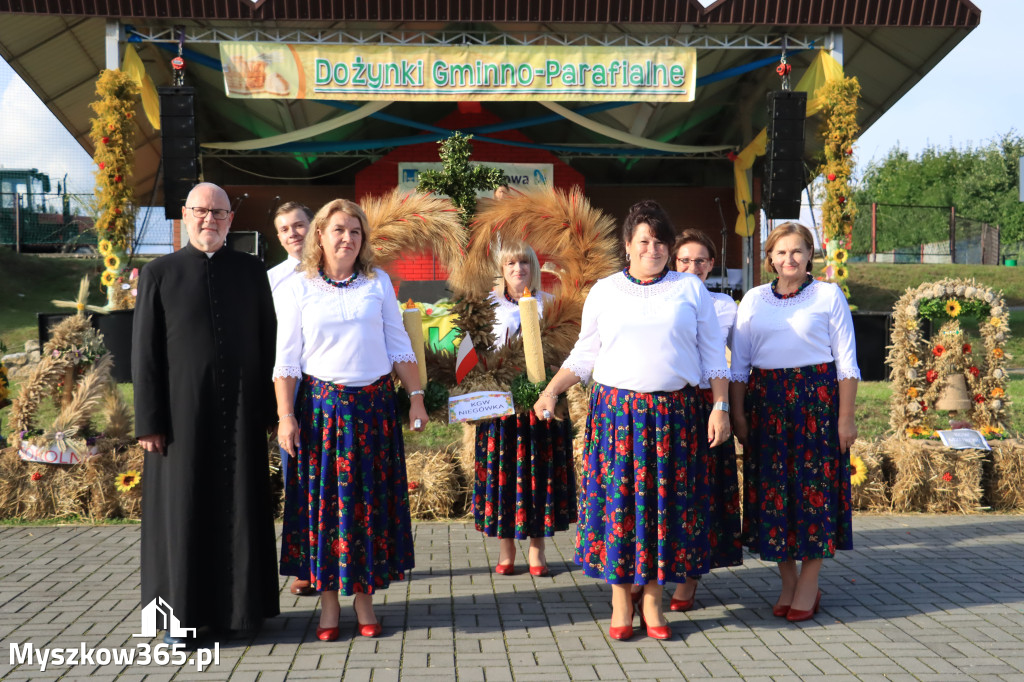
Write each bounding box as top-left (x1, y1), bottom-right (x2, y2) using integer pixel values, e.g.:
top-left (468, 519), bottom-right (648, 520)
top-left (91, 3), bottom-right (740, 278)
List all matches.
top-left (850, 441), bottom-right (890, 512)
top-left (988, 438), bottom-right (1024, 511)
top-left (888, 438), bottom-right (984, 513)
top-left (405, 446), bottom-right (467, 520)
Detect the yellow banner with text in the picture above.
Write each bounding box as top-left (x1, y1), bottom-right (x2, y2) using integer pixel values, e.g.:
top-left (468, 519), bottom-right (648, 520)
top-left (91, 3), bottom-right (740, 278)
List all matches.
top-left (219, 43), bottom-right (697, 102)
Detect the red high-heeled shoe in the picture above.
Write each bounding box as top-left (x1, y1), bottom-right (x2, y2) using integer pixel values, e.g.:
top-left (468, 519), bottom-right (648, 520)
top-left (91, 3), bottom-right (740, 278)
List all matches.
top-left (638, 603), bottom-right (672, 640)
top-left (316, 612), bottom-right (340, 642)
top-left (608, 604), bottom-right (635, 640)
top-left (785, 590), bottom-right (822, 623)
top-left (495, 562), bottom-right (516, 576)
top-left (353, 605), bottom-right (382, 637)
top-left (528, 564), bottom-right (549, 577)
top-left (670, 581), bottom-right (698, 612)
top-left (772, 603), bottom-right (790, 618)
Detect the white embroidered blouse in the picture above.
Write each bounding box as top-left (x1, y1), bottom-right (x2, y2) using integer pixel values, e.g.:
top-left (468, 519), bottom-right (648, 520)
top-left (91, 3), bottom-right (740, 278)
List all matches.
top-left (562, 270), bottom-right (729, 393)
top-left (699, 290), bottom-right (738, 389)
top-left (489, 289), bottom-right (554, 348)
top-left (267, 255), bottom-right (300, 293)
top-left (271, 267), bottom-right (417, 386)
top-left (730, 279), bottom-right (861, 383)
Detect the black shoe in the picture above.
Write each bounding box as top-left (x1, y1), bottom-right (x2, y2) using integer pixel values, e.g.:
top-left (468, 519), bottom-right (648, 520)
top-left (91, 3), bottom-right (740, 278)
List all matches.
top-left (163, 631), bottom-right (195, 648)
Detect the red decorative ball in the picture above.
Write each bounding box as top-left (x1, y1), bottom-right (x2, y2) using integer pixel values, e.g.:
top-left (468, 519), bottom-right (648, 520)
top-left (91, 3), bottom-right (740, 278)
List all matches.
top-left (114, 208), bottom-right (122, 215)
top-left (837, 196), bottom-right (846, 204)
top-left (101, 137), bottom-right (110, 145)
top-left (114, 175), bottom-right (122, 183)
top-left (99, 162), bottom-right (105, 170)
top-left (827, 173), bottom-right (837, 182)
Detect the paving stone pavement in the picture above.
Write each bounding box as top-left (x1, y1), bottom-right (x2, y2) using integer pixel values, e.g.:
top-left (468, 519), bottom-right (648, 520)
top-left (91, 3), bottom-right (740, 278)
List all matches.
top-left (2, 515), bottom-right (1024, 681)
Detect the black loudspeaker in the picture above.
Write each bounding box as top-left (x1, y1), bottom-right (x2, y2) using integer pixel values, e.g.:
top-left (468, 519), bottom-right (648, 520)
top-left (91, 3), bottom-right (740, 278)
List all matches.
top-left (158, 86), bottom-right (199, 219)
top-left (763, 90), bottom-right (807, 219)
top-left (227, 231), bottom-right (268, 263)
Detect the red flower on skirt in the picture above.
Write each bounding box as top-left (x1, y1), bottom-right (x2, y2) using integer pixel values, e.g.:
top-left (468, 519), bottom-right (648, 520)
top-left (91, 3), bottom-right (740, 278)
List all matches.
top-left (808, 490), bottom-right (825, 508)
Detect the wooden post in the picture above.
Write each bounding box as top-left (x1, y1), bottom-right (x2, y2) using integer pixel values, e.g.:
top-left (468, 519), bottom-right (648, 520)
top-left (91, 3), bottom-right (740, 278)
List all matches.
top-left (949, 205), bottom-right (956, 263)
top-left (870, 202), bottom-right (877, 261)
top-left (13, 192), bottom-right (21, 254)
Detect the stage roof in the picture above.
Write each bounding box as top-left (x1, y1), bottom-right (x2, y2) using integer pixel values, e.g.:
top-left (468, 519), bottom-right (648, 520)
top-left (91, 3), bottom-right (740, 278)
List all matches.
top-left (0, 0), bottom-right (981, 200)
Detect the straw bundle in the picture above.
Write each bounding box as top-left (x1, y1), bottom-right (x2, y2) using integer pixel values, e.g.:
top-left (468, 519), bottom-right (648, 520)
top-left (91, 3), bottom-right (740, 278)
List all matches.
top-left (849, 440), bottom-right (890, 511)
top-left (888, 438), bottom-right (985, 513)
top-left (988, 438), bottom-right (1024, 511)
top-left (405, 445), bottom-right (467, 520)
top-left (363, 188), bottom-right (466, 273)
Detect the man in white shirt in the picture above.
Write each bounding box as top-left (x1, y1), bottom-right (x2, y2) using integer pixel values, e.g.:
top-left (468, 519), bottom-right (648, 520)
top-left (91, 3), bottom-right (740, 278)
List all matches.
top-left (267, 201), bottom-right (315, 596)
top-left (267, 202), bottom-right (312, 293)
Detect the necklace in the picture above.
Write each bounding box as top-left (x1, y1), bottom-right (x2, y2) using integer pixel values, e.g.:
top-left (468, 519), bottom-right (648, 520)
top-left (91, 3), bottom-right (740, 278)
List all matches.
top-left (771, 274), bottom-right (813, 300)
top-left (622, 266), bottom-right (667, 286)
top-left (319, 268), bottom-right (358, 288)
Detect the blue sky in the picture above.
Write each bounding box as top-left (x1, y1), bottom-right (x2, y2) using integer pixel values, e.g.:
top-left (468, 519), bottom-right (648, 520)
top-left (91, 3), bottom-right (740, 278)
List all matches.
top-left (0, 0), bottom-right (1018, 198)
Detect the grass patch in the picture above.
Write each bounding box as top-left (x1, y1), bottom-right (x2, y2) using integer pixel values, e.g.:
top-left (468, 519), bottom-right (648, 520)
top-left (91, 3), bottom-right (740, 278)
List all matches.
top-left (0, 516), bottom-right (140, 526)
top-left (0, 250), bottom-right (108, 350)
top-left (857, 375), bottom-right (1024, 441)
top-left (404, 420), bottom-right (464, 452)
top-left (847, 263), bottom-right (1024, 311)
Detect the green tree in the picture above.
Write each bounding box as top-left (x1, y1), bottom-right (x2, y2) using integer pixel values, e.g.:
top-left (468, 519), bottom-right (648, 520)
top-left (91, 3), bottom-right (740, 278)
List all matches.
top-left (852, 132), bottom-right (1024, 254)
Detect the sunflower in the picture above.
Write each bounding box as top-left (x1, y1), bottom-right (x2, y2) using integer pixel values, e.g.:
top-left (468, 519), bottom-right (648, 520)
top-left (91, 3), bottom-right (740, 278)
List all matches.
top-left (993, 348), bottom-right (1004, 359)
top-left (991, 387), bottom-right (1005, 398)
top-left (989, 316), bottom-right (1003, 327)
top-left (904, 318), bottom-right (917, 331)
top-left (101, 270), bottom-right (116, 287)
top-left (835, 266), bottom-right (848, 279)
top-left (104, 254), bottom-right (120, 271)
top-left (98, 239), bottom-right (113, 256)
top-left (906, 387), bottom-right (919, 398)
top-left (834, 248), bottom-right (849, 263)
top-left (908, 354), bottom-right (919, 367)
top-left (945, 299), bottom-right (961, 317)
top-left (115, 470), bottom-right (141, 492)
top-left (849, 455), bottom-right (867, 487)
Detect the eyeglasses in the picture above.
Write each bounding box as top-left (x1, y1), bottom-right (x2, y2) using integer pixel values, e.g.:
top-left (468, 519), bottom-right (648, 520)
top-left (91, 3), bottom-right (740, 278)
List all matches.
top-left (676, 257), bottom-right (711, 267)
top-left (186, 206), bottom-right (231, 220)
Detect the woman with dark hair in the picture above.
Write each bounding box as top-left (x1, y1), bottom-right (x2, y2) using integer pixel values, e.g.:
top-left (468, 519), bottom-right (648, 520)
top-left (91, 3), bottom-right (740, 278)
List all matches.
top-left (665, 228), bottom-right (743, 611)
top-left (473, 241), bottom-right (577, 576)
top-left (273, 199), bottom-right (427, 641)
top-left (534, 200), bottom-right (731, 640)
top-left (731, 222), bottom-right (859, 622)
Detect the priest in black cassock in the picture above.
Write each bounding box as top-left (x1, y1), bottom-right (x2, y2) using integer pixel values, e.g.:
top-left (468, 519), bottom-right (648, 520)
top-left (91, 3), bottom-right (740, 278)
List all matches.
top-left (132, 182), bottom-right (280, 641)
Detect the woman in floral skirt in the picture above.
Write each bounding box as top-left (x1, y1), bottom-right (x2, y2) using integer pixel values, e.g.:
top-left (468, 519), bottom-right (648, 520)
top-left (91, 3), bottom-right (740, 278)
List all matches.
top-left (730, 222), bottom-right (859, 622)
top-left (273, 199), bottom-right (427, 641)
top-left (666, 229), bottom-right (743, 611)
top-left (534, 200), bottom-right (731, 640)
top-left (474, 242), bottom-right (577, 576)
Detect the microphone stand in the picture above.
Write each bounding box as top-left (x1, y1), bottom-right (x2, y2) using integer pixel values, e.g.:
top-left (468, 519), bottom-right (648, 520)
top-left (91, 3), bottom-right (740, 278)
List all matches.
top-left (266, 195), bottom-right (281, 230)
top-left (714, 197), bottom-right (729, 292)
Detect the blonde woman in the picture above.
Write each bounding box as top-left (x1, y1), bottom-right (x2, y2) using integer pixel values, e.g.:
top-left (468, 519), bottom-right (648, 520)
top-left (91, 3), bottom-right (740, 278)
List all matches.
top-left (273, 199), bottom-right (427, 641)
top-left (474, 242), bottom-right (577, 576)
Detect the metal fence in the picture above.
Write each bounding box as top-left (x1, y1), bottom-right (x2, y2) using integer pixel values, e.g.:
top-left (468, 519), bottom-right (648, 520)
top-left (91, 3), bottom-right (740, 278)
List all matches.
top-left (1, 192), bottom-right (174, 255)
top-left (851, 202), bottom-right (1001, 265)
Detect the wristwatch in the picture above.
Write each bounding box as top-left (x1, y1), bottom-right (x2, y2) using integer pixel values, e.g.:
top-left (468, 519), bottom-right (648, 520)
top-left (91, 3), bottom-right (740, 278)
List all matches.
top-left (712, 401), bottom-right (730, 413)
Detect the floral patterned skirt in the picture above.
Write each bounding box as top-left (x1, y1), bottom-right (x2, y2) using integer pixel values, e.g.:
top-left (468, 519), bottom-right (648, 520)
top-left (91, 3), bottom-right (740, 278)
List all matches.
top-left (742, 362), bottom-right (853, 562)
top-left (472, 412), bottom-right (577, 539)
top-left (575, 383), bottom-right (712, 585)
top-left (694, 388), bottom-right (743, 574)
top-left (280, 374), bottom-right (415, 595)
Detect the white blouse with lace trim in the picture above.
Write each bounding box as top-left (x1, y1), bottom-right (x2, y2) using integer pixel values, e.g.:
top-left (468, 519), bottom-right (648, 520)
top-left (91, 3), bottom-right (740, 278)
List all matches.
top-left (697, 290), bottom-right (738, 389)
top-left (271, 268), bottom-right (417, 386)
top-left (561, 270), bottom-right (729, 393)
top-left (730, 279), bottom-right (861, 383)
top-left (489, 289), bottom-right (554, 348)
